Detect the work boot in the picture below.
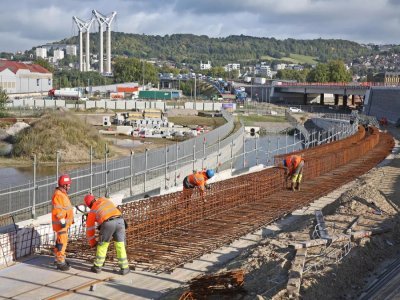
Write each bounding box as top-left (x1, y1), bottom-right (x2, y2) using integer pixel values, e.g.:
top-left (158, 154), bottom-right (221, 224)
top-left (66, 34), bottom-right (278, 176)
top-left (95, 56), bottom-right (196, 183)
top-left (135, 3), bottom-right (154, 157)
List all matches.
top-left (91, 265), bottom-right (102, 273)
top-left (56, 263), bottom-right (71, 271)
top-left (119, 268), bottom-right (130, 275)
top-left (296, 182), bottom-right (301, 191)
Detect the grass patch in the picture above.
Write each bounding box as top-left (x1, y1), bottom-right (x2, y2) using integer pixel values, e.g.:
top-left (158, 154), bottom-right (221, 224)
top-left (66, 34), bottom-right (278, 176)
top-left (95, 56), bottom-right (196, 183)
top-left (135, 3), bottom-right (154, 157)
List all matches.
top-left (239, 114), bottom-right (286, 126)
top-left (12, 110), bottom-right (110, 162)
top-left (168, 116), bottom-right (226, 128)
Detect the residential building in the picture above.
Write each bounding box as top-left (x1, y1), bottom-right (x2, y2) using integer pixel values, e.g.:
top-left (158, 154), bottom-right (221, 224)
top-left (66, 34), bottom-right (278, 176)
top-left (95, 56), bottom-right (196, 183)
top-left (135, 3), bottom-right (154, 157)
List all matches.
top-left (200, 61), bottom-right (211, 70)
top-left (35, 48), bottom-right (47, 59)
top-left (65, 45), bottom-right (77, 56)
top-left (53, 49), bottom-right (65, 61)
top-left (0, 60), bottom-right (52, 94)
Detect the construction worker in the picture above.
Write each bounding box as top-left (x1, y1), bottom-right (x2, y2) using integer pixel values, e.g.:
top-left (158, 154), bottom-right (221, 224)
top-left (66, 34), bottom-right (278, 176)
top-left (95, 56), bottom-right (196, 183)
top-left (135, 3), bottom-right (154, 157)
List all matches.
top-left (182, 169), bottom-right (215, 201)
top-left (84, 194), bottom-right (130, 275)
top-left (52, 174), bottom-right (74, 271)
top-left (282, 155), bottom-right (304, 191)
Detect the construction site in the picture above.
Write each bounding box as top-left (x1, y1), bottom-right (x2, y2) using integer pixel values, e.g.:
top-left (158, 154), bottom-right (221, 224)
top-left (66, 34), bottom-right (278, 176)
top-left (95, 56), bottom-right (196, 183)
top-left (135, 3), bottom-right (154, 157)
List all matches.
top-left (0, 110), bottom-right (400, 299)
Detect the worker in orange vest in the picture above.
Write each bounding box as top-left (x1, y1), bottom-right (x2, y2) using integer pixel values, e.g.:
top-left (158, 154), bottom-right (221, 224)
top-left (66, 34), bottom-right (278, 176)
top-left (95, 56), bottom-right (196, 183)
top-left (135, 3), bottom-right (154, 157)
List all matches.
top-left (282, 155), bottom-right (305, 191)
top-left (84, 194), bottom-right (130, 275)
top-left (182, 169), bottom-right (215, 201)
top-left (52, 174), bottom-right (74, 271)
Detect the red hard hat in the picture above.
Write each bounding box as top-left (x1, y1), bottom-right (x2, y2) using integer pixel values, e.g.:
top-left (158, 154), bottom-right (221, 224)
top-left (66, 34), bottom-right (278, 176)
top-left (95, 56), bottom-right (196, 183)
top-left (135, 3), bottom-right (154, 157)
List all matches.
top-left (58, 174), bottom-right (72, 186)
top-left (84, 194), bottom-right (95, 207)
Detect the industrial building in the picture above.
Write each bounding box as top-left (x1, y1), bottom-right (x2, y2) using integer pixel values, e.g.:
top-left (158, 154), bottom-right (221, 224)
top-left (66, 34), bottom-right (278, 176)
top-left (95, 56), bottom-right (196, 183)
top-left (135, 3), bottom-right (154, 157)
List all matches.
top-left (0, 60), bottom-right (52, 94)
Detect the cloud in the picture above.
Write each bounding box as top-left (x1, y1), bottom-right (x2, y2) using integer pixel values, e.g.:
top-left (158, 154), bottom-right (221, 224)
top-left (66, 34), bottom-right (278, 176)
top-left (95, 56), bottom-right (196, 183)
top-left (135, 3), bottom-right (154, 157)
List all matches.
top-left (0, 0), bottom-right (399, 52)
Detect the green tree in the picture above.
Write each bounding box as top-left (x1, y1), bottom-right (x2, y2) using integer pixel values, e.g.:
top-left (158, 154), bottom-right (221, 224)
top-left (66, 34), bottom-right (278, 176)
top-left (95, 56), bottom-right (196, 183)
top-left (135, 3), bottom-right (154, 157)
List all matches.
top-left (327, 60), bottom-right (352, 82)
top-left (34, 58), bottom-right (54, 73)
top-left (0, 88), bottom-right (8, 115)
top-left (307, 63), bottom-right (329, 82)
top-left (113, 57), bottom-right (158, 85)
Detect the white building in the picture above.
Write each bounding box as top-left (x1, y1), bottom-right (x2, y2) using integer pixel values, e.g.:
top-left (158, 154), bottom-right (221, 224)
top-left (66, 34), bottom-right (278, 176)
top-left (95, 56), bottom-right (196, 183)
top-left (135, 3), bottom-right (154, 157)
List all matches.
top-left (255, 62), bottom-right (272, 78)
top-left (275, 63), bottom-right (287, 71)
top-left (53, 49), bottom-right (65, 61)
top-left (224, 63), bottom-right (240, 72)
top-left (65, 45), bottom-right (77, 56)
top-left (0, 60), bottom-right (53, 94)
top-left (35, 48), bottom-right (47, 59)
top-left (200, 60), bottom-right (211, 70)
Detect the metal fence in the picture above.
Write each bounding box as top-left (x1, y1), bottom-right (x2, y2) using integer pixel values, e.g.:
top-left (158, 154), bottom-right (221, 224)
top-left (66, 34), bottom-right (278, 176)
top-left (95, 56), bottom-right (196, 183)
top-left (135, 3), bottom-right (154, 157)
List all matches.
top-left (0, 111), bottom-right (361, 223)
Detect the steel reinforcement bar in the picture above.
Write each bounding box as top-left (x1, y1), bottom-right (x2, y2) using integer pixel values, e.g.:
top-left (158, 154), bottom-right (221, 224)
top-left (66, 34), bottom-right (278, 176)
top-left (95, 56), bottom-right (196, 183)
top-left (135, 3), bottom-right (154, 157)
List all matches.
top-left (64, 126), bottom-right (394, 273)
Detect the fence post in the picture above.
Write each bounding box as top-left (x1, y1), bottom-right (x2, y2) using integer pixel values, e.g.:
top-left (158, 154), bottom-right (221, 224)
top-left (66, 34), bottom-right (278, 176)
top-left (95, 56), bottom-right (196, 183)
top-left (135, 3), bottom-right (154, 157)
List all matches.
top-left (202, 138), bottom-right (206, 169)
top-left (164, 145), bottom-right (168, 190)
top-left (192, 144), bottom-right (196, 172)
top-left (144, 148), bottom-right (148, 193)
top-left (130, 150), bottom-right (134, 196)
top-left (255, 135), bottom-right (259, 165)
top-left (217, 135), bottom-right (220, 171)
top-left (32, 154), bottom-right (37, 219)
top-left (230, 140), bottom-right (234, 173)
top-left (104, 144), bottom-right (108, 197)
top-left (243, 135), bottom-right (246, 169)
top-left (56, 150), bottom-right (60, 180)
top-left (90, 146), bottom-right (93, 193)
top-left (175, 143), bottom-right (178, 186)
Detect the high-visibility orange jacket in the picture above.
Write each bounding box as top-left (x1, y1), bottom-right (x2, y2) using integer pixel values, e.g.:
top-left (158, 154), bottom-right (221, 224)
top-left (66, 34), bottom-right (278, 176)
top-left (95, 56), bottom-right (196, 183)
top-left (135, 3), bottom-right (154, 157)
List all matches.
top-left (185, 171), bottom-right (209, 193)
top-left (284, 155), bottom-right (304, 175)
top-left (86, 197), bottom-right (122, 247)
top-left (51, 187), bottom-right (74, 232)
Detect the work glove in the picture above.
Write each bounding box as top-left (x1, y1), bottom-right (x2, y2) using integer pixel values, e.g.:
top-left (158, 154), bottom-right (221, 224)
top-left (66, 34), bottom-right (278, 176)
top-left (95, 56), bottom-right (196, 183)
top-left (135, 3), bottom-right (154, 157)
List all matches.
top-left (60, 218), bottom-right (66, 228)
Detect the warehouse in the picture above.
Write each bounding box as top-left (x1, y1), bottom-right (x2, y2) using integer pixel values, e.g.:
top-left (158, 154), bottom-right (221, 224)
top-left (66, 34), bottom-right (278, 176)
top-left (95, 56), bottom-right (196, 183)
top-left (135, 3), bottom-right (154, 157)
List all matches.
top-left (0, 60), bottom-right (52, 94)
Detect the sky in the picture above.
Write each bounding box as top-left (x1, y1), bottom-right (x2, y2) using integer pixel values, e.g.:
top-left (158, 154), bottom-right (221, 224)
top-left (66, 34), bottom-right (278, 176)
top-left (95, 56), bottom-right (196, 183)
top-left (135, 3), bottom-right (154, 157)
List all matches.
top-left (1, 0), bottom-right (400, 52)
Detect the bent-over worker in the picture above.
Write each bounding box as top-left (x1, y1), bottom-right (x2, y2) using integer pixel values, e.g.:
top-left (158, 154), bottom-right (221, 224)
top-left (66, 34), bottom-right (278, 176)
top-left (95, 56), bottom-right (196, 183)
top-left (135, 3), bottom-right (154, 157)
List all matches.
top-left (182, 169), bottom-right (215, 201)
top-left (84, 194), bottom-right (130, 275)
top-left (283, 155), bottom-right (304, 191)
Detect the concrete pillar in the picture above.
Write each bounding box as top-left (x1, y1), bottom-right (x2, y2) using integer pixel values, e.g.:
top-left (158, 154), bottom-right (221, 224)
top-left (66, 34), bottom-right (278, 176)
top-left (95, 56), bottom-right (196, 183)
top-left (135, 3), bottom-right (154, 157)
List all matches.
top-left (303, 93), bottom-right (307, 105)
top-left (98, 24), bottom-right (103, 74)
top-left (86, 30), bottom-right (90, 71)
top-left (106, 26), bottom-right (111, 73)
top-left (343, 95), bottom-right (348, 108)
top-left (320, 93), bottom-right (325, 105)
top-left (334, 94), bottom-right (339, 106)
top-left (79, 30), bottom-right (83, 72)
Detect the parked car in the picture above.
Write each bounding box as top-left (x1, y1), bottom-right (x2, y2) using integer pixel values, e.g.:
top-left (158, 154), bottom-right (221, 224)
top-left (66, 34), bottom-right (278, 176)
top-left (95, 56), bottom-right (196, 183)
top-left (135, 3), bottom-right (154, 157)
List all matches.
top-left (289, 107), bottom-right (303, 113)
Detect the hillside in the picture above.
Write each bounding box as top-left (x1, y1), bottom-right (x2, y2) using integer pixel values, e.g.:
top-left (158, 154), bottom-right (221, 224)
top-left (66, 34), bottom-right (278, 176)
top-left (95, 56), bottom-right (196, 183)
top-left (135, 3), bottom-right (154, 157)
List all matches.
top-left (58, 33), bottom-right (372, 66)
top-left (12, 110), bottom-right (110, 162)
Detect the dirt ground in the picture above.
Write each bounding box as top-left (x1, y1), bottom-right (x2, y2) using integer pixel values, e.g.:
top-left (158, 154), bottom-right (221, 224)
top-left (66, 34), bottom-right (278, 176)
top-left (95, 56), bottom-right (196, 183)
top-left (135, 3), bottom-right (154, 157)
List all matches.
top-left (162, 125), bottom-right (400, 300)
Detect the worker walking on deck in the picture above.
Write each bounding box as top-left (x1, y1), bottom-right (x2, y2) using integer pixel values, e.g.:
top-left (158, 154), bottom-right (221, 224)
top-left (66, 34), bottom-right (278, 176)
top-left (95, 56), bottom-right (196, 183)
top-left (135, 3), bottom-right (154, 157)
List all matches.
top-left (84, 194), bottom-right (130, 275)
top-left (182, 169), bottom-right (215, 202)
top-left (283, 155), bottom-right (305, 191)
top-left (52, 174), bottom-right (74, 271)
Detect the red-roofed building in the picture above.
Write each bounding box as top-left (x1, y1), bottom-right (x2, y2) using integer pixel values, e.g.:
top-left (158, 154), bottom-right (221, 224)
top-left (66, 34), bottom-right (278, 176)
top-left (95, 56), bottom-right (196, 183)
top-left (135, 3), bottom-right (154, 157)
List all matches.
top-left (0, 60), bottom-right (53, 94)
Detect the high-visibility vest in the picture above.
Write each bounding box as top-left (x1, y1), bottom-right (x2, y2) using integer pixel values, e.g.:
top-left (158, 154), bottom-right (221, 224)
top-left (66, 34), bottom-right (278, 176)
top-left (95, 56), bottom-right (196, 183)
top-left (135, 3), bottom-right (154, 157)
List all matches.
top-left (86, 197), bottom-right (121, 247)
top-left (51, 187), bottom-right (74, 232)
top-left (285, 155), bottom-right (304, 175)
top-left (186, 171), bottom-right (208, 191)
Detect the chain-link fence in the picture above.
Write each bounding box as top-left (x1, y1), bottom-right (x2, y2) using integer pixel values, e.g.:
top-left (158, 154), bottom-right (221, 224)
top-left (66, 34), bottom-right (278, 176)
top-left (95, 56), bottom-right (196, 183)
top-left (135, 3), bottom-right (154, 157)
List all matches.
top-left (0, 111), bottom-right (362, 224)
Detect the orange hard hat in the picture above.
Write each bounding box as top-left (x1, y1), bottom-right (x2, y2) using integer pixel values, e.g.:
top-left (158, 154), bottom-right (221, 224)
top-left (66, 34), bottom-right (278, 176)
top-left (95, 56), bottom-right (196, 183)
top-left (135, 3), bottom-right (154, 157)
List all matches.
top-left (84, 194), bottom-right (95, 207)
top-left (58, 174), bottom-right (72, 186)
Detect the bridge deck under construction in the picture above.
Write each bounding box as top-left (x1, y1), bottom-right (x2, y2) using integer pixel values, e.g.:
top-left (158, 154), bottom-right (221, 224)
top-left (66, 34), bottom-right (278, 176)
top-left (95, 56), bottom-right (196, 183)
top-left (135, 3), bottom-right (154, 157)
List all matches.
top-left (54, 125), bottom-right (394, 274)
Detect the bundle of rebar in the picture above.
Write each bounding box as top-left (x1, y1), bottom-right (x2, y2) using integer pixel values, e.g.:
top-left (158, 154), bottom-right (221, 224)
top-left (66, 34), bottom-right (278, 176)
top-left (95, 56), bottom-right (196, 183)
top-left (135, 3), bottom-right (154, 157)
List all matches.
top-left (65, 126), bottom-right (394, 273)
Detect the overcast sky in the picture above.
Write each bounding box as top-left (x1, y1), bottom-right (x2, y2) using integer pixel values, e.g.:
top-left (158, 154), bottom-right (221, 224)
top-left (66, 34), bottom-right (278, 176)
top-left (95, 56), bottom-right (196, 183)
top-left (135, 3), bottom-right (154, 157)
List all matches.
top-left (1, 0), bottom-right (399, 52)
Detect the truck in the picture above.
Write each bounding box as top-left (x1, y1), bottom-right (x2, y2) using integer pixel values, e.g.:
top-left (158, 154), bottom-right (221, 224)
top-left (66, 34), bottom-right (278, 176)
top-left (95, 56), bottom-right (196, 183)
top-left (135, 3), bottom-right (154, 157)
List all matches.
top-left (48, 89), bottom-right (84, 100)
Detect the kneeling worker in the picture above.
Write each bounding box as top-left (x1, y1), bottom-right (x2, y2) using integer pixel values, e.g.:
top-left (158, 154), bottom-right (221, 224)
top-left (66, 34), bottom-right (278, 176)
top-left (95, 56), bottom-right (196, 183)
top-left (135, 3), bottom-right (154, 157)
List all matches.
top-left (282, 155), bottom-right (304, 191)
top-left (182, 169), bottom-right (215, 201)
top-left (84, 194), bottom-right (130, 275)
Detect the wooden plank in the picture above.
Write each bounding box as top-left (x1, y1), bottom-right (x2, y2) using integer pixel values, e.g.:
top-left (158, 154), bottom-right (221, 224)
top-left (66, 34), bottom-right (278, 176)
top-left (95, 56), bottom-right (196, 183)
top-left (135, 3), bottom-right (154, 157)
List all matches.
top-left (287, 248), bottom-right (307, 299)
